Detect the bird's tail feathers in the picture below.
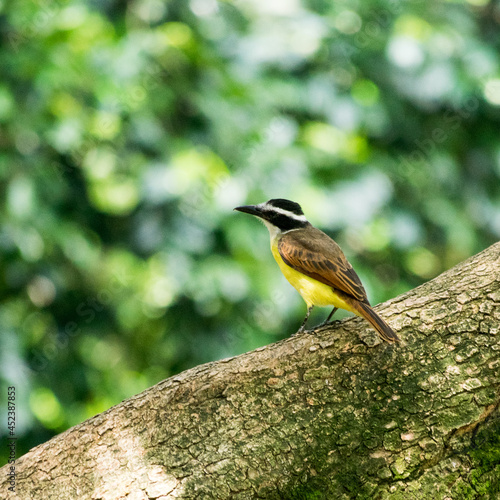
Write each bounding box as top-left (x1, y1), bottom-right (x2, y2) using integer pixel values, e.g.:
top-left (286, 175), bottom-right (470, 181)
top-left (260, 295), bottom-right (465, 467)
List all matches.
top-left (354, 302), bottom-right (400, 343)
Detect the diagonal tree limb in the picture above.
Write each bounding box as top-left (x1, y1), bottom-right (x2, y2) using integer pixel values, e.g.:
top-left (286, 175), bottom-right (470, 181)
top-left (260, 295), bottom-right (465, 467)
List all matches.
top-left (1, 242), bottom-right (499, 499)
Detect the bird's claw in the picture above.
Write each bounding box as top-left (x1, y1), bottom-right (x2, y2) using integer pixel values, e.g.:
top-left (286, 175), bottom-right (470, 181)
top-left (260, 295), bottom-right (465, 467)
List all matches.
top-left (292, 327), bottom-right (313, 336)
top-left (315, 319), bottom-right (341, 329)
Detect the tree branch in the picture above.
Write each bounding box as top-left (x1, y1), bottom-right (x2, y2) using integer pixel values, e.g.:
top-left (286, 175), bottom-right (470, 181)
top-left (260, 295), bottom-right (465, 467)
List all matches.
top-left (2, 243), bottom-right (500, 499)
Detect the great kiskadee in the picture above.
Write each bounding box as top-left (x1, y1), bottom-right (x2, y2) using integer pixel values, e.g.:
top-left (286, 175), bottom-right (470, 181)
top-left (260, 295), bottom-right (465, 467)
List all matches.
top-left (234, 198), bottom-right (399, 343)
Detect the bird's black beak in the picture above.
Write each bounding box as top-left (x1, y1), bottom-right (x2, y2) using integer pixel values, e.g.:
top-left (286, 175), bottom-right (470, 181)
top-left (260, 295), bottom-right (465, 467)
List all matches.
top-left (234, 205), bottom-right (263, 217)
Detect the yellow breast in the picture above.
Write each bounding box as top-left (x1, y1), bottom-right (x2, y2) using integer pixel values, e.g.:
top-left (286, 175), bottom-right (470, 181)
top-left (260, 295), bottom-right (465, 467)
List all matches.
top-left (270, 239), bottom-right (356, 313)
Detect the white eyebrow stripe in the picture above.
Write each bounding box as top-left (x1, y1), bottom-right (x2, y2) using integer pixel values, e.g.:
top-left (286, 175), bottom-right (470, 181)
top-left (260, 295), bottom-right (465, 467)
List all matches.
top-left (263, 205), bottom-right (307, 221)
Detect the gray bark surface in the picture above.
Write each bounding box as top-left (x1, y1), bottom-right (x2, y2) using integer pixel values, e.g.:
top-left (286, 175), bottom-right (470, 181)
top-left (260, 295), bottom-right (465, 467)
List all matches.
top-left (1, 242), bottom-right (499, 499)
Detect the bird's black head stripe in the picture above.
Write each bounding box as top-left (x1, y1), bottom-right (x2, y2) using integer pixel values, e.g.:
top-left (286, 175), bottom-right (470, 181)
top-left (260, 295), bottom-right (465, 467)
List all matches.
top-left (270, 213), bottom-right (308, 231)
top-left (267, 199), bottom-right (304, 216)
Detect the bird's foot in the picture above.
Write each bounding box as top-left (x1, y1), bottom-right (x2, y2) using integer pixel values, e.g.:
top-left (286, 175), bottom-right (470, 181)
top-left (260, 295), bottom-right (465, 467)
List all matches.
top-left (315, 319), bottom-right (341, 330)
top-left (292, 326), bottom-right (314, 336)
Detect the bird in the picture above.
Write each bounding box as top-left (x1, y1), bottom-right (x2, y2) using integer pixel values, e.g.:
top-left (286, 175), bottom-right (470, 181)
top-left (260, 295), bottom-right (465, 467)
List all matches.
top-left (234, 198), bottom-right (399, 343)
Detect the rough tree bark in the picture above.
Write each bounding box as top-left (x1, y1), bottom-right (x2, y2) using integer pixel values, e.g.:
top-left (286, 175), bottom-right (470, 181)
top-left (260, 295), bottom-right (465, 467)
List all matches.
top-left (2, 243), bottom-right (500, 500)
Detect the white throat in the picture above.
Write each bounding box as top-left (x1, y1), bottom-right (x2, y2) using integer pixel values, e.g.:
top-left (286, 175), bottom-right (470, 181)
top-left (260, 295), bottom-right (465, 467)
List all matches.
top-left (261, 219), bottom-right (282, 242)
top-left (261, 220), bottom-right (302, 243)
top-left (262, 219), bottom-right (282, 243)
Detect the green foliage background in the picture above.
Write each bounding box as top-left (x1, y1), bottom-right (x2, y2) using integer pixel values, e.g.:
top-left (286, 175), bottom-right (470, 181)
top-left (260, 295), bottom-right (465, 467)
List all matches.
top-left (1, 0), bottom-right (499, 462)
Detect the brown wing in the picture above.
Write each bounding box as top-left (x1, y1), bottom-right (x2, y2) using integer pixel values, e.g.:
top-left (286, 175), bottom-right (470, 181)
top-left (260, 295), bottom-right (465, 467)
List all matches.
top-left (278, 227), bottom-right (369, 304)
